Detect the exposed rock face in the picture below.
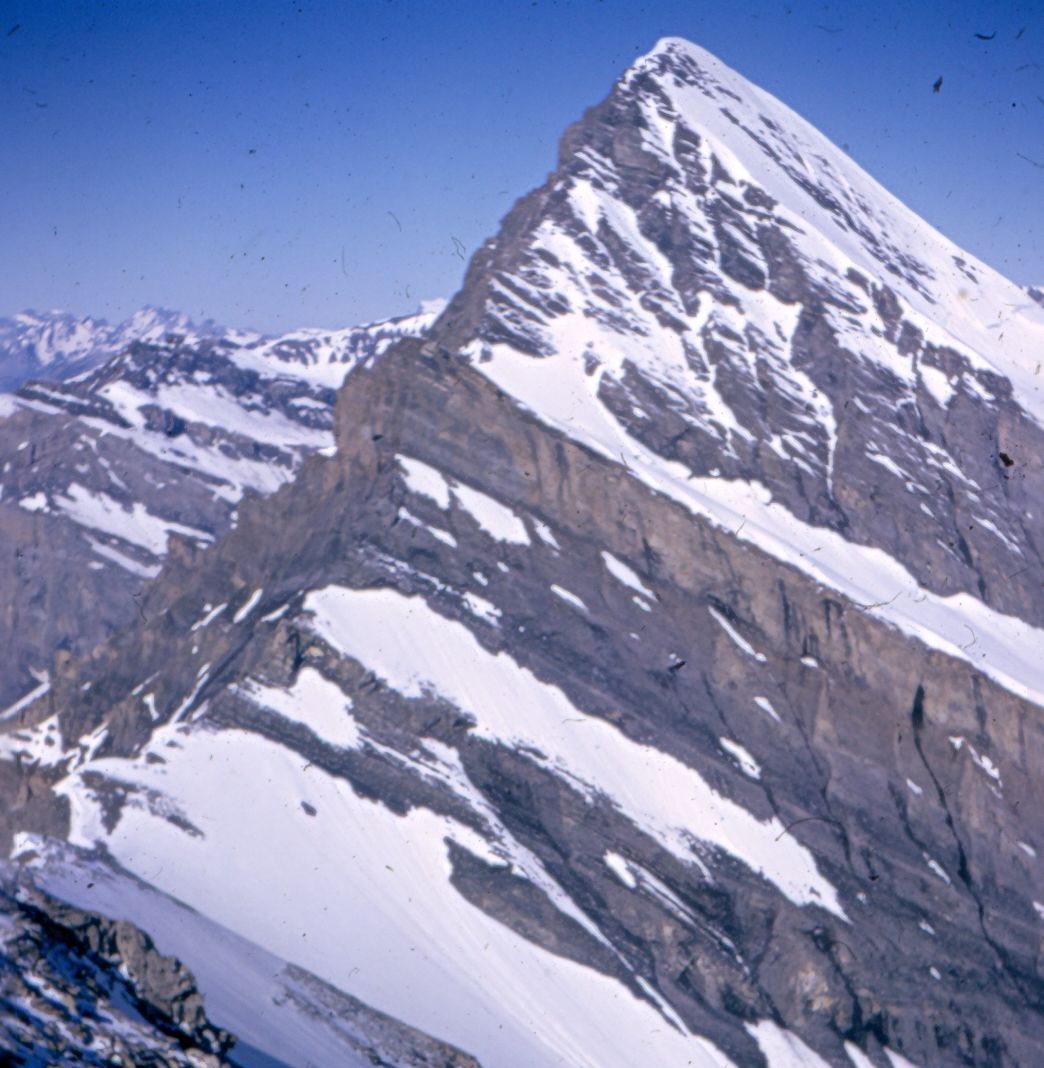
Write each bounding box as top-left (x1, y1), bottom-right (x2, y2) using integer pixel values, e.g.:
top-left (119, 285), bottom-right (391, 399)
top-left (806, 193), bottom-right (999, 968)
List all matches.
top-left (1, 35), bottom-right (1043, 1068)
top-left (0, 865), bottom-right (234, 1066)
top-left (0, 303), bottom-right (440, 708)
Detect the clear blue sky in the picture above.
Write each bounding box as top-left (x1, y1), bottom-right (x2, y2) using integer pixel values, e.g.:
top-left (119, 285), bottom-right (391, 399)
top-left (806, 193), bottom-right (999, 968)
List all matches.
top-left (1, 0), bottom-right (1041, 333)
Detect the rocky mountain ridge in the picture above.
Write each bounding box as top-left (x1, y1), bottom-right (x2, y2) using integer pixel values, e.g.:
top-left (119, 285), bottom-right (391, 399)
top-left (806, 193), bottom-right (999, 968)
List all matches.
top-left (0, 850), bottom-right (481, 1067)
top-left (0, 301), bottom-right (441, 708)
top-left (0, 307), bottom-right (221, 393)
top-left (0, 862), bottom-right (235, 1067)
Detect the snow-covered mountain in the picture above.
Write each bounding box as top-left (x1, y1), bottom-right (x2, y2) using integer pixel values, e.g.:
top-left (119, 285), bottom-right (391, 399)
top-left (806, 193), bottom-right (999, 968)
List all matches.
top-left (0, 307), bottom-right (223, 392)
top-left (437, 37), bottom-right (1043, 633)
top-left (0, 300), bottom-right (450, 394)
top-left (2, 38), bottom-right (1042, 1068)
top-left (0, 301), bottom-right (442, 707)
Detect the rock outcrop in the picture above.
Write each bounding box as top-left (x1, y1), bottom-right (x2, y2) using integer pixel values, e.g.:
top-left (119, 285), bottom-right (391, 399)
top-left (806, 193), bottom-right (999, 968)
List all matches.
top-left (0, 865), bottom-right (234, 1066)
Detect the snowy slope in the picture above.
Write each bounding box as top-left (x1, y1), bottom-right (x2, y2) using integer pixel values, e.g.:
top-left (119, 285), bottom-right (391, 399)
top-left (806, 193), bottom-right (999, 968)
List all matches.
top-left (619, 40), bottom-right (1044, 414)
top-left (48, 726), bottom-right (736, 1068)
top-left (11, 840), bottom-right (481, 1068)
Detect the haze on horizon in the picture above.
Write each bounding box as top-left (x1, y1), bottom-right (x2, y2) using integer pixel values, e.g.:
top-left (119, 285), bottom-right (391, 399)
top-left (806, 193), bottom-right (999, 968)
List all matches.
top-left (2, 0), bottom-right (1041, 335)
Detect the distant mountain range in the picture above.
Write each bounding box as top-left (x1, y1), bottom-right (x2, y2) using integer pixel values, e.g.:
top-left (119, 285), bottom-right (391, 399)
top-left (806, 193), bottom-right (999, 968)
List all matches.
top-left (0, 307), bottom-right (216, 391)
top-left (0, 302), bottom-right (448, 392)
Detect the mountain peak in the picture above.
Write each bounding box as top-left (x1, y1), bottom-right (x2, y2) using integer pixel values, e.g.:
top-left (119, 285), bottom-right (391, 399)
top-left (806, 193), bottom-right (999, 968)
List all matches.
top-left (630, 34), bottom-right (724, 74)
top-left (616, 37), bottom-right (1043, 373)
top-left (434, 35), bottom-right (1044, 639)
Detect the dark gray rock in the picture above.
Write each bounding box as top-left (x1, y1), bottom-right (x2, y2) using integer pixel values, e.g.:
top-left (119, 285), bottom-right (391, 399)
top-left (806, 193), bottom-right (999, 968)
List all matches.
top-left (0, 865), bottom-right (234, 1066)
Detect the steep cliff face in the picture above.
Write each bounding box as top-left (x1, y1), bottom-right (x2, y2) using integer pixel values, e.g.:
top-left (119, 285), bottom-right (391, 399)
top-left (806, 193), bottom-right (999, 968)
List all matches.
top-left (1, 37), bottom-right (1042, 1068)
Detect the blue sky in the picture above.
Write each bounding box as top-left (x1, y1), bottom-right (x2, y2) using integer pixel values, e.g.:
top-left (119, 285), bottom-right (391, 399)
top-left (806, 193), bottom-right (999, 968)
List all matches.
top-left (2, 0), bottom-right (1041, 333)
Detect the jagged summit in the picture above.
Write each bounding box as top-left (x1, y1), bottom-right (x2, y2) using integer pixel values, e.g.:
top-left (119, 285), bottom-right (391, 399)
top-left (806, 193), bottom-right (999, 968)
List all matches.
top-left (624, 35), bottom-right (1044, 371)
top-left (433, 32), bottom-right (1043, 649)
top-left (448, 32), bottom-right (1042, 403)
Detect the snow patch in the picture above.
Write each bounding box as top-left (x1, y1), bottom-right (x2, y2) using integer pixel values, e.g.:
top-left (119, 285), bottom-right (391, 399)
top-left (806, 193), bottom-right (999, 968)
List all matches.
top-left (235, 668), bottom-right (361, 750)
top-left (463, 592), bottom-right (501, 626)
top-left (747, 1019), bottom-right (833, 1068)
top-left (86, 538), bottom-right (161, 579)
top-left (233, 588), bottom-right (264, 624)
top-left (452, 482), bottom-right (530, 545)
top-left (398, 454), bottom-right (451, 509)
top-left (0, 676), bottom-right (50, 722)
top-left (0, 715), bottom-right (68, 767)
top-left (551, 584), bottom-right (588, 613)
top-left (54, 483), bottom-right (211, 556)
top-left (532, 518), bottom-right (561, 550)
top-left (18, 492), bottom-right (48, 513)
top-left (604, 851), bottom-right (638, 889)
top-left (303, 586), bottom-right (845, 917)
top-left (191, 603), bottom-right (227, 632)
top-left (720, 738), bottom-right (761, 779)
top-left (708, 606), bottom-right (767, 662)
top-left (753, 696), bottom-right (781, 722)
top-left (601, 551), bottom-right (654, 598)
